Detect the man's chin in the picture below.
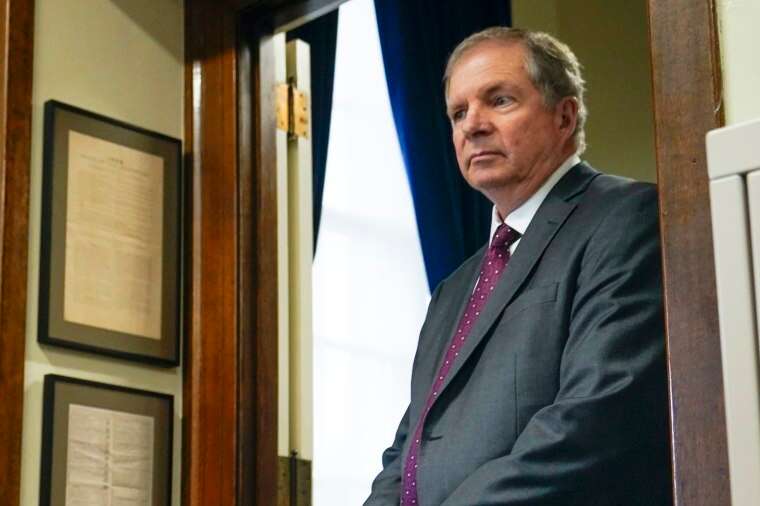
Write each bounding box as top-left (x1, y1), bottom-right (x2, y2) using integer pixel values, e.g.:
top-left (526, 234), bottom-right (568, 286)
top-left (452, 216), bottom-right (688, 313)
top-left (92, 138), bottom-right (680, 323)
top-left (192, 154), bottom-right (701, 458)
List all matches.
top-left (468, 174), bottom-right (515, 193)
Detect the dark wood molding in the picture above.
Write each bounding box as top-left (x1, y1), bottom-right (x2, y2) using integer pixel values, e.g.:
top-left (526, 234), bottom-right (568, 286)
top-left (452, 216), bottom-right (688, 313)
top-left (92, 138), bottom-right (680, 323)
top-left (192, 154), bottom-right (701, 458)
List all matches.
top-left (249, 26), bottom-right (281, 506)
top-left (647, 1), bottom-right (730, 505)
top-left (183, 1), bottom-right (241, 505)
top-left (0, 1), bottom-right (34, 505)
top-left (239, 13), bottom-right (280, 506)
top-left (183, 1), bottom-right (282, 505)
top-left (237, 19), bottom-right (258, 506)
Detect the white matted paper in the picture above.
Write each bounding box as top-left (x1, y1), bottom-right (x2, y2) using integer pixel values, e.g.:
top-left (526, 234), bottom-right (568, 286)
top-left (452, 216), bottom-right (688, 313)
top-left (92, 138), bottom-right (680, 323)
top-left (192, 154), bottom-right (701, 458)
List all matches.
top-left (66, 404), bottom-right (155, 506)
top-left (64, 131), bottom-right (164, 340)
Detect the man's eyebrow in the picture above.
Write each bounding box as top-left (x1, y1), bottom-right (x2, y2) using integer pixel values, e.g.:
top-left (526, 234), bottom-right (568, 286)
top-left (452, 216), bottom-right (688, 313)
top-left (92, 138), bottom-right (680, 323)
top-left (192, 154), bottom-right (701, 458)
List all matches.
top-left (445, 99), bottom-right (465, 115)
top-left (445, 82), bottom-right (514, 114)
top-left (482, 82), bottom-right (512, 96)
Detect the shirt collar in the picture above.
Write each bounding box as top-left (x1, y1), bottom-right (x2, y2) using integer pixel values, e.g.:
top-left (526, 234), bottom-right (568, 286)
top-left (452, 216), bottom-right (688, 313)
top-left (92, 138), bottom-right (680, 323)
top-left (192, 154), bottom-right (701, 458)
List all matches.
top-left (489, 153), bottom-right (581, 244)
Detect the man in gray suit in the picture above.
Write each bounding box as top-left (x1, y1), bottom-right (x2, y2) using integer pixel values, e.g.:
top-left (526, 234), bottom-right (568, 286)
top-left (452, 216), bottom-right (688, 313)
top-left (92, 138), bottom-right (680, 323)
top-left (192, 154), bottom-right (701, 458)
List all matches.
top-left (365, 27), bottom-right (671, 505)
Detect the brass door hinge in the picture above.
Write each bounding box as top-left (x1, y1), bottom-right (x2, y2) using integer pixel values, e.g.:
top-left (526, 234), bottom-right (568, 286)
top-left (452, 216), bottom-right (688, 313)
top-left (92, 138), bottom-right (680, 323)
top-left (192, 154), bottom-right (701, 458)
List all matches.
top-left (275, 80), bottom-right (309, 139)
top-left (277, 452), bottom-right (311, 506)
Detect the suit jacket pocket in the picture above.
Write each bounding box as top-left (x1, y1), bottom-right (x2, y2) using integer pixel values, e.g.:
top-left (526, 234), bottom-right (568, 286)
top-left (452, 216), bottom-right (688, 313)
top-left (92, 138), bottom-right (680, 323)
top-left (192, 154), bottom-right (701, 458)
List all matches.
top-left (502, 282), bottom-right (558, 321)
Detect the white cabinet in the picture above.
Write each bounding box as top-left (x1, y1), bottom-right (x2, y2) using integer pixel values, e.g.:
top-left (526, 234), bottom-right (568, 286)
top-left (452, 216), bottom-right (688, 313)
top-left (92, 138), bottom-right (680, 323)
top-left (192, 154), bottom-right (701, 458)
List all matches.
top-left (707, 118), bottom-right (760, 506)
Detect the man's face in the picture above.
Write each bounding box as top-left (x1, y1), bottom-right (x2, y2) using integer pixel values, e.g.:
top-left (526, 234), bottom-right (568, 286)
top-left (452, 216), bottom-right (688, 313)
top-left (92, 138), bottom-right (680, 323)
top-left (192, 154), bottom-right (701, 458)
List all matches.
top-left (446, 41), bottom-right (572, 201)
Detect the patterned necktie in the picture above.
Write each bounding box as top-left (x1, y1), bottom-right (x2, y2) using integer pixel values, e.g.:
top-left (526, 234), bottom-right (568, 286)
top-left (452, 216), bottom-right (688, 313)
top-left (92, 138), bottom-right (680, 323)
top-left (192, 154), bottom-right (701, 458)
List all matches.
top-left (400, 223), bottom-right (521, 506)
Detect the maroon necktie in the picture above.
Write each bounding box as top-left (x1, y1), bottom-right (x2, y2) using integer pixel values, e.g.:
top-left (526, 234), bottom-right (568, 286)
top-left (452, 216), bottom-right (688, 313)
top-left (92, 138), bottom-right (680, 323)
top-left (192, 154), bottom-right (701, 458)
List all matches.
top-left (400, 224), bottom-right (521, 505)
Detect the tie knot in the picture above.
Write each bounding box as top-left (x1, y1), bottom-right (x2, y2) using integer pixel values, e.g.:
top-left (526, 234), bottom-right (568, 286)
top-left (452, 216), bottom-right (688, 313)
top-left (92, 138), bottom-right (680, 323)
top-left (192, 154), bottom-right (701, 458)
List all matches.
top-left (490, 224), bottom-right (520, 251)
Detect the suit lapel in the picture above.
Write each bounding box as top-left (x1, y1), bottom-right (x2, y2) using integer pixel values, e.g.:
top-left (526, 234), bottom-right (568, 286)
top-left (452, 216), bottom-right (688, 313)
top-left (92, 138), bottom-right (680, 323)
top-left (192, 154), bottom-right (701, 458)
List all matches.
top-left (414, 249), bottom-right (483, 404)
top-left (430, 163), bottom-right (600, 408)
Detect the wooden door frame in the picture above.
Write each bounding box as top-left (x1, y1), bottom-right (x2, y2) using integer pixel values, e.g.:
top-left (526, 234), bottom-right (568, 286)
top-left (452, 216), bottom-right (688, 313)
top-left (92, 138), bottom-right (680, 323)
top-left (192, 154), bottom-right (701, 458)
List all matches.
top-left (647, 2), bottom-right (729, 504)
top-left (0, 1), bottom-right (729, 505)
top-left (183, 0), bottom-right (730, 504)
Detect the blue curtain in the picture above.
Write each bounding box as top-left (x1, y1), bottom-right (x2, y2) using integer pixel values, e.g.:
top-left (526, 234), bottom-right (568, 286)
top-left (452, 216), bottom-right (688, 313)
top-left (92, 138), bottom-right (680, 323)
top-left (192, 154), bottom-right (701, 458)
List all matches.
top-left (288, 10), bottom-right (339, 253)
top-left (374, 1), bottom-right (511, 292)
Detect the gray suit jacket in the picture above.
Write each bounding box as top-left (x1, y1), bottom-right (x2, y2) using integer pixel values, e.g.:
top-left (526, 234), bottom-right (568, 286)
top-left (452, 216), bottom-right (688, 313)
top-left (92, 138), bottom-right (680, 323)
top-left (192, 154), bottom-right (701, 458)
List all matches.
top-left (365, 163), bottom-right (671, 505)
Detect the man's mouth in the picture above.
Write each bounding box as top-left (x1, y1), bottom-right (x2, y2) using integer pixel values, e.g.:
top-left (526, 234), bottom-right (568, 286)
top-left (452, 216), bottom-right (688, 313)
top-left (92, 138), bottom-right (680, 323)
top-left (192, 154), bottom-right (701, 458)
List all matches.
top-left (469, 150), bottom-right (503, 164)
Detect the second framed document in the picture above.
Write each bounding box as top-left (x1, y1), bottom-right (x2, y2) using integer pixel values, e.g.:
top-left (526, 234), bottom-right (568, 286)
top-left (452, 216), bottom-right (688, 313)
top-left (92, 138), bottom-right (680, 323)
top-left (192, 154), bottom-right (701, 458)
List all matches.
top-left (38, 101), bottom-right (181, 366)
top-left (39, 375), bottom-right (173, 506)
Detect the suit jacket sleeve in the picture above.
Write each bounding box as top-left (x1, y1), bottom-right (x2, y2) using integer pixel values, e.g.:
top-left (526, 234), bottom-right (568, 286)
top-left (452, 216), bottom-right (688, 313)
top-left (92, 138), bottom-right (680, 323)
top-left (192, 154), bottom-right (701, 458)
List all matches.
top-left (363, 406), bottom-right (409, 505)
top-left (364, 281), bottom-right (448, 506)
top-left (441, 187), bottom-right (669, 505)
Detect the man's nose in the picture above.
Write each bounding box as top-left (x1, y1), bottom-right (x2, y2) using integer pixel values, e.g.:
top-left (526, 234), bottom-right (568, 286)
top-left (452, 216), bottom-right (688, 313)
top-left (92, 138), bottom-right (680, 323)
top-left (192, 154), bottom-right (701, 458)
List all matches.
top-left (461, 106), bottom-right (493, 137)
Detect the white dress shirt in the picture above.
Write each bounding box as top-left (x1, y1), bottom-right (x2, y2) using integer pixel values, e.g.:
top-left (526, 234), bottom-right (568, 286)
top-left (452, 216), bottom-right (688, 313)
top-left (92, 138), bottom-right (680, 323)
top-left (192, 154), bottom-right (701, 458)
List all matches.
top-left (489, 153), bottom-right (581, 253)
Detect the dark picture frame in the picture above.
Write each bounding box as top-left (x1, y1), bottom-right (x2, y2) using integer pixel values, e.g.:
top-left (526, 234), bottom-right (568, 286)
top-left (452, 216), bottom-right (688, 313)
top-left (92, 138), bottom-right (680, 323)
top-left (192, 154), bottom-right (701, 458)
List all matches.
top-left (39, 374), bottom-right (174, 506)
top-left (38, 100), bottom-right (181, 366)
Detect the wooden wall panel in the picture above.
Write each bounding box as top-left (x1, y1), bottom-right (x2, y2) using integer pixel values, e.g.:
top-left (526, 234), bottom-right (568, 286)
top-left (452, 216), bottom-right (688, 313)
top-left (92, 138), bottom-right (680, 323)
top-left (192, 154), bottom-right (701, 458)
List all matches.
top-left (0, 1), bottom-right (34, 505)
top-left (647, 1), bottom-right (730, 505)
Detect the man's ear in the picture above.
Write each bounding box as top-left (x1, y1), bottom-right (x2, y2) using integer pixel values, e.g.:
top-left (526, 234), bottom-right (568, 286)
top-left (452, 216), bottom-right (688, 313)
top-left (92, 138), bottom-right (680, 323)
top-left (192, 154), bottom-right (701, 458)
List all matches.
top-left (556, 97), bottom-right (579, 139)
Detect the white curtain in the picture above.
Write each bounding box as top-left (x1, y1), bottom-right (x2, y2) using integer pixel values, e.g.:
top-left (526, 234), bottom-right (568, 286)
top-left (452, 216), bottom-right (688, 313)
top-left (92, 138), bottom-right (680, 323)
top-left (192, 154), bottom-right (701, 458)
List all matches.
top-left (312, 0), bottom-right (431, 503)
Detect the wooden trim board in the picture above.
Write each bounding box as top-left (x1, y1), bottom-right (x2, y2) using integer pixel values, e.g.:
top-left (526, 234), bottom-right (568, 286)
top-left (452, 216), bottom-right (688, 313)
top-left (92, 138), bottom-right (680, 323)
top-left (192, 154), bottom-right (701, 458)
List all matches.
top-left (0, 1), bottom-right (35, 505)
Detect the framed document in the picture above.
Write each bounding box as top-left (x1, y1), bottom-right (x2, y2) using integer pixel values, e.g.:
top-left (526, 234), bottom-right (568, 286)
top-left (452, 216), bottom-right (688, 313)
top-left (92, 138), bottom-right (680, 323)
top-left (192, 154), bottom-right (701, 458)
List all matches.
top-left (38, 100), bottom-right (181, 366)
top-left (39, 374), bottom-right (174, 506)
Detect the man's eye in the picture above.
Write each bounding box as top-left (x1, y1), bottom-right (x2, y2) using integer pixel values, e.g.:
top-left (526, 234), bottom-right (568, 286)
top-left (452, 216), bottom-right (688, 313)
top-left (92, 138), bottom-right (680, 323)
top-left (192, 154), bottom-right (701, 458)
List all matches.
top-left (451, 110), bottom-right (466, 122)
top-left (494, 96), bottom-right (512, 106)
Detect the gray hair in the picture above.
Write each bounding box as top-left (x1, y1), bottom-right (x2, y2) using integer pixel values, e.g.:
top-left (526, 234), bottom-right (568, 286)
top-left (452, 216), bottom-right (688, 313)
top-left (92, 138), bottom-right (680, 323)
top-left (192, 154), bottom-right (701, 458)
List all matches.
top-left (444, 27), bottom-right (587, 154)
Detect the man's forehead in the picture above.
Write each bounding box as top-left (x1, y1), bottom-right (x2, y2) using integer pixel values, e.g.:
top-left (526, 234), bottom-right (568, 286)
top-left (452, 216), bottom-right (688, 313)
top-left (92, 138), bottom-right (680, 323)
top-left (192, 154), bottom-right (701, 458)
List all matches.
top-left (452, 39), bottom-right (525, 73)
top-left (446, 41), bottom-right (527, 101)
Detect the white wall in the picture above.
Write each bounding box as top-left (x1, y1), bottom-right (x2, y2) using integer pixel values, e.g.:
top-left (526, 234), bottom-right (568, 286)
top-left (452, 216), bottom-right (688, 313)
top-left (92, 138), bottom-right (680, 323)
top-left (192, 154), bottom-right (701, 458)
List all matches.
top-left (717, 0), bottom-right (760, 125)
top-left (20, 1), bottom-right (184, 504)
top-left (511, 0), bottom-right (656, 183)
